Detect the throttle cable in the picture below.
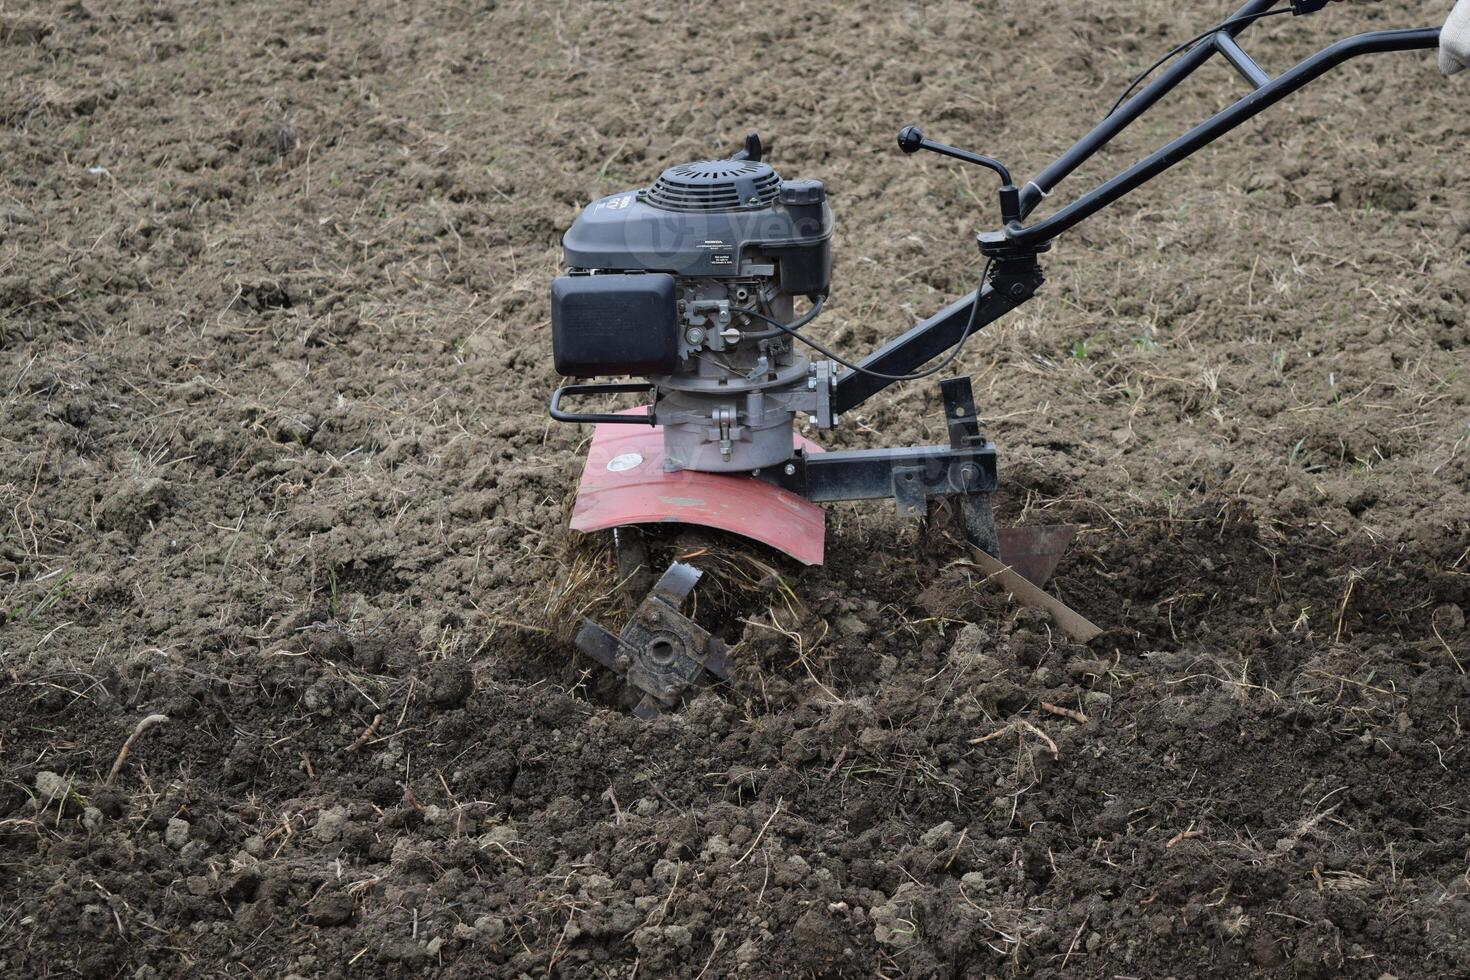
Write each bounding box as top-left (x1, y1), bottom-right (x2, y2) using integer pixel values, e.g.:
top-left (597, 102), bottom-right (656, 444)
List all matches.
top-left (1106, 6), bottom-right (1295, 118)
top-left (735, 259), bottom-right (993, 383)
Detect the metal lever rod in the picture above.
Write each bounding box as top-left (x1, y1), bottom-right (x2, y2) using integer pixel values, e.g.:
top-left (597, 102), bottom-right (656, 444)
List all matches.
top-left (897, 125), bottom-right (1020, 223)
top-left (897, 126), bottom-right (1011, 185)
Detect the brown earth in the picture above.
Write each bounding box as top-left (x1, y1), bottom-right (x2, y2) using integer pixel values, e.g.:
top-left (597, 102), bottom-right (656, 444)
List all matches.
top-left (2, 0), bottom-right (1468, 977)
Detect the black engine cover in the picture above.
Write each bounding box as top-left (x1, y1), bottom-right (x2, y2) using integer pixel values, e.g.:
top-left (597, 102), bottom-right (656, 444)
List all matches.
top-left (560, 162), bottom-right (832, 288)
top-left (551, 273), bottom-right (680, 378)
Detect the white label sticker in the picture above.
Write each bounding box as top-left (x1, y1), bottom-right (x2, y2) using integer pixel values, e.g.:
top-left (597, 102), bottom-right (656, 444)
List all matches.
top-left (607, 453), bottom-right (644, 472)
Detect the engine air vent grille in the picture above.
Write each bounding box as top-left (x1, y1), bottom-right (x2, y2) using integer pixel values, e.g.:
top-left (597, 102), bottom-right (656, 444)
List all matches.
top-left (642, 160), bottom-right (781, 212)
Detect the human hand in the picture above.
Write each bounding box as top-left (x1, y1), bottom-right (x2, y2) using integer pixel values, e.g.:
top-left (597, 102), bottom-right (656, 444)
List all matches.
top-left (1443, 0), bottom-right (1470, 74)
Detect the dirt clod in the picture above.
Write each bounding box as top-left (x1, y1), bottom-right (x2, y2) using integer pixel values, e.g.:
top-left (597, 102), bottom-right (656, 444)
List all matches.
top-left (306, 891), bottom-right (355, 928)
top-left (426, 661), bottom-right (474, 708)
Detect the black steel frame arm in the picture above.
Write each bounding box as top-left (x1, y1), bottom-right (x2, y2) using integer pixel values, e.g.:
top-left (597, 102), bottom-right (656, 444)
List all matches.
top-left (832, 253), bottom-right (1043, 413)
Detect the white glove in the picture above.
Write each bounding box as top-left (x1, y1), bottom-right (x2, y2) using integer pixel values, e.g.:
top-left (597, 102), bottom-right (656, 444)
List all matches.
top-left (1444, 0), bottom-right (1470, 75)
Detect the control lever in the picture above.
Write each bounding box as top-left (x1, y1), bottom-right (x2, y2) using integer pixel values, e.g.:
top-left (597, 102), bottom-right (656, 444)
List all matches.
top-left (729, 132), bottom-right (763, 163)
top-left (897, 125), bottom-right (1020, 224)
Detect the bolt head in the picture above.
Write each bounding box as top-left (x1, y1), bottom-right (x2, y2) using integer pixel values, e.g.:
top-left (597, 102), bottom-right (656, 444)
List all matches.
top-left (783, 463), bottom-right (796, 476)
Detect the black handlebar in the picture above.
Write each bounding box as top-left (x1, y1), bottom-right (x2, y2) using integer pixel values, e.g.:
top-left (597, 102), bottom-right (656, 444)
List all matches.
top-left (897, 0), bottom-right (1439, 255)
top-left (995, 25), bottom-right (1439, 253)
top-left (854, 9), bottom-right (1440, 412)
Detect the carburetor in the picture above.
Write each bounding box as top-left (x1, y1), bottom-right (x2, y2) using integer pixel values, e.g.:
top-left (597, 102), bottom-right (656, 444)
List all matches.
top-left (550, 141), bottom-right (836, 472)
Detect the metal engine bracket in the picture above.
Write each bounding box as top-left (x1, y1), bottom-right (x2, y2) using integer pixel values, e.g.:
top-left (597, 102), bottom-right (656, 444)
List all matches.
top-left (574, 562), bottom-right (732, 719)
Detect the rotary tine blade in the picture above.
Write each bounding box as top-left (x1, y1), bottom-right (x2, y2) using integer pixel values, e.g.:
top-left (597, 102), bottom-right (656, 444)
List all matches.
top-left (703, 639), bottom-right (733, 681)
top-left (574, 621), bottom-right (626, 673)
top-left (651, 561), bottom-right (702, 606)
top-left (632, 696), bottom-right (665, 720)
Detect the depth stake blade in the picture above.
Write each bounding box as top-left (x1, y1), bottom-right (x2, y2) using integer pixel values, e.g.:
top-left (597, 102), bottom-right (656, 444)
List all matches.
top-left (997, 524), bottom-right (1078, 588)
top-left (969, 543), bottom-right (1102, 643)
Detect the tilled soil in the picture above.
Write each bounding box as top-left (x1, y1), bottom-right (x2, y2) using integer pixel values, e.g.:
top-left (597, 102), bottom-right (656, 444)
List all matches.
top-left (2, 0), bottom-right (1468, 977)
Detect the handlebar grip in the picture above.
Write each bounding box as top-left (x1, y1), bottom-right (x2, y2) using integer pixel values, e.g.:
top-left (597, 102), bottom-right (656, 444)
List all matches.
top-left (548, 383), bottom-right (657, 425)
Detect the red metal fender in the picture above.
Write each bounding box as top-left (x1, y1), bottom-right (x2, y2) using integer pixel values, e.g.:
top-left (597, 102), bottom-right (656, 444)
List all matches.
top-left (569, 412), bottom-right (827, 566)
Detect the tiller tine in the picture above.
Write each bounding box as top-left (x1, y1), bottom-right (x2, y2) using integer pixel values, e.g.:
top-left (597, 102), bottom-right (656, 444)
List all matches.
top-left (574, 561), bottom-right (730, 719)
top-left (611, 526), bottom-right (655, 605)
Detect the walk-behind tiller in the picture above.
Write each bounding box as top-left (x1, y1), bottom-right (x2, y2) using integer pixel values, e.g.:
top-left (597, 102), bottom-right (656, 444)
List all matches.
top-left (546, 1), bottom-right (1445, 717)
